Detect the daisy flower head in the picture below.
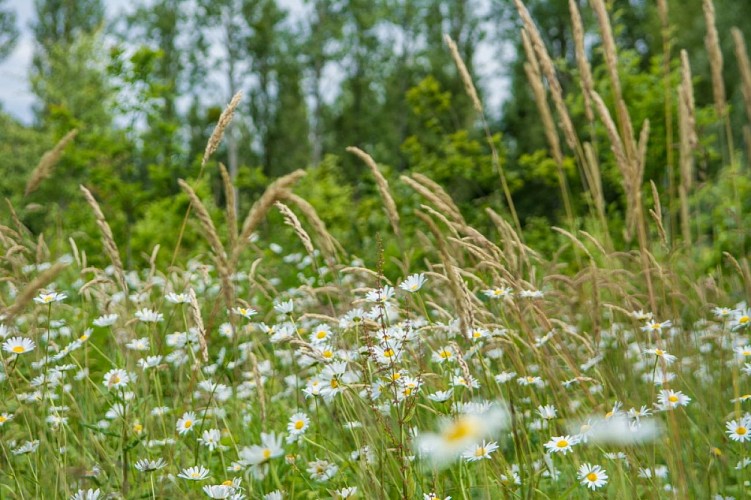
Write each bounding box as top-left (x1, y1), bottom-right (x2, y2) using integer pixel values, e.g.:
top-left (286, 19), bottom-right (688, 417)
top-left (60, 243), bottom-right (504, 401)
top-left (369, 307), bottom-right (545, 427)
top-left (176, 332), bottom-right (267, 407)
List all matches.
top-left (287, 412), bottom-right (310, 436)
top-left (274, 300), bottom-right (294, 315)
top-left (483, 286), bottom-right (513, 299)
top-left (125, 337), bottom-right (150, 351)
top-left (307, 458), bottom-right (338, 481)
top-left (578, 463), bottom-right (608, 490)
top-left (544, 435), bottom-right (579, 455)
top-left (399, 273), bottom-right (427, 293)
top-left (239, 432), bottom-right (284, 465)
top-left (134, 308), bottom-right (164, 323)
top-left (102, 369), bottom-right (131, 390)
top-left (713, 306), bottom-right (734, 320)
top-left (432, 346), bottom-right (455, 363)
top-left (537, 404), bottom-right (557, 420)
top-left (70, 489), bottom-right (101, 500)
top-left (134, 457), bottom-right (167, 472)
top-left (34, 291), bottom-right (67, 304)
top-left (365, 285), bottom-right (395, 304)
top-left (2, 336), bottom-right (35, 355)
top-left (165, 292), bottom-right (190, 304)
top-left (657, 389), bottom-right (691, 410)
top-left (309, 324), bottom-right (333, 344)
top-left (427, 389), bottom-right (454, 403)
top-left (727, 416), bottom-right (751, 442)
top-left (232, 306), bottom-right (257, 319)
top-left (334, 486), bottom-right (358, 499)
top-left (629, 309), bottom-right (653, 320)
top-left (414, 403), bottom-right (509, 467)
top-left (731, 308), bottom-right (751, 331)
top-left (92, 313), bottom-right (118, 327)
top-left (641, 319), bottom-right (672, 333)
top-left (199, 428), bottom-right (222, 450)
top-left (178, 465), bottom-right (210, 480)
top-left (0, 412), bottom-right (13, 426)
top-left (519, 289), bottom-right (544, 299)
top-left (461, 440), bottom-right (499, 462)
top-left (644, 348), bottom-right (677, 364)
top-left (202, 485), bottom-right (234, 499)
top-left (177, 411), bottom-right (198, 435)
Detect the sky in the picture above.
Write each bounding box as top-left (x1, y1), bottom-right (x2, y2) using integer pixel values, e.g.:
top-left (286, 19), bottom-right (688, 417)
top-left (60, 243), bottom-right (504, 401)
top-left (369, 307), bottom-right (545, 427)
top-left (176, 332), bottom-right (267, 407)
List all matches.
top-left (0, 0), bottom-right (509, 125)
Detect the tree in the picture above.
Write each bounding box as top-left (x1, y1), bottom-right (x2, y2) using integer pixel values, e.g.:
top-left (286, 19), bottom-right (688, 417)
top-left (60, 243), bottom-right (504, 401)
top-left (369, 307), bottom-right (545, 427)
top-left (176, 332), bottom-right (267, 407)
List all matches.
top-left (0, 0), bottom-right (18, 60)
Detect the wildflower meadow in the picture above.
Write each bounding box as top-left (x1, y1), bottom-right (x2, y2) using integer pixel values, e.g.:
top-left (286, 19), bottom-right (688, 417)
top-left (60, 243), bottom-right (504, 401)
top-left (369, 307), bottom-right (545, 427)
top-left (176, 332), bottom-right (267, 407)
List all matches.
top-left (2, 0), bottom-right (751, 499)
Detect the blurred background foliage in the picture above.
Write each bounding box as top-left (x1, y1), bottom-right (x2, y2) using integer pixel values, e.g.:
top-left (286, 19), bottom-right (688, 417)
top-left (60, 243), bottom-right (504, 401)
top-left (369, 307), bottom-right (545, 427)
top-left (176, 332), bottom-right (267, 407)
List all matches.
top-left (0, 0), bottom-right (750, 275)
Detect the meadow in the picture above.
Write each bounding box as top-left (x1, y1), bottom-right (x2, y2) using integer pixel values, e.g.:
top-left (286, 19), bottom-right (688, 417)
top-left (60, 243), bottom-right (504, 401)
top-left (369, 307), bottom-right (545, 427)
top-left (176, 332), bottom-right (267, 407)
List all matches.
top-left (2, 0), bottom-right (751, 498)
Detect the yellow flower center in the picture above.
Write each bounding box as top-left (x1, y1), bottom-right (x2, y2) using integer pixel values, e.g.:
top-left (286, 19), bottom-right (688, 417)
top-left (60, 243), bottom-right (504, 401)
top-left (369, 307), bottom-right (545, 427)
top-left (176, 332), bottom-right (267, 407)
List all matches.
top-left (262, 448), bottom-right (271, 459)
top-left (294, 420), bottom-right (305, 430)
top-left (0, 416), bottom-right (6, 423)
top-left (586, 472), bottom-right (598, 482)
top-left (133, 423), bottom-right (143, 433)
top-left (668, 395), bottom-right (679, 403)
top-left (316, 331), bottom-right (327, 339)
top-left (444, 418), bottom-right (473, 442)
top-left (654, 349), bottom-right (664, 356)
top-left (191, 472), bottom-right (200, 478)
top-left (439, 350), bottom-right (451, 359)
top-left (110, 375), bottom-right (121, 385)
top-left (738, 426), bottom-right (748, 436)
top-left (322, 350), bottom-right (333, 358)
top-left (473, 331), bottom-right (482, 338)
top-left (474, 447), bottom-right (485, 457)
top-left (390, 372), bottom-right (401, 381)
top-left (184, 420), bottom-right (193, 428)
top-left (79, 334), bottom-right (88, 341)
top-left (330, 379), bottom-right (339, 389)
top-left (383, 348), bottom-right (395, 358)
top-left (740, 316), bottom-right (750, 324)
top-left (556, 440), bottom-right (569, 448)
top-left (12, 345), bottom-right (24, 353)
top-left (410, 284), bottom-right (418, 291)
top-left (222, 480), bottom-right (233, 486)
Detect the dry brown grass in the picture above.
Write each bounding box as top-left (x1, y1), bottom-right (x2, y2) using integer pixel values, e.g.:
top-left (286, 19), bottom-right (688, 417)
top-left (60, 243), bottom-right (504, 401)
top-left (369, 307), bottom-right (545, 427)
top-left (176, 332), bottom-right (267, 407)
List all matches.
top-left (25, 129), bottom-right (78, 197)
top-left (202, 91), bottom-right (243, 168)
top-left (80, 185), bottom-right (127, 295)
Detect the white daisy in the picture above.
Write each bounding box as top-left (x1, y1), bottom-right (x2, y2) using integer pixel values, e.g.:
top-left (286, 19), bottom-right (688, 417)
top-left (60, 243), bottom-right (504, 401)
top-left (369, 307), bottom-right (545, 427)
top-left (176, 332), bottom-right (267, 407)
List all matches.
top-left (34, 291), bottom-right (67, 304)
top-left (134, 458), bottom-right (167, 472)
top-left (2, 337), bottom-right (35, 355)
top-left (92, 314), bottom-right (118, 327)
top-left (727, 416), bottom-right (751, 442)
top-left (102, 369), bottom-right (131, 390)
top-left (461, 440), bottom-right (499, 462)
top-left (578, 463), bottom-right (608, 490)
top-left (177, 465), bottom-right (210, 480)
top-left (544, 435), bottom-right (578, 455)
top-left (176, 411), bottom-right (198, 435)
top-left (134, 308), bottom-right (164, 323)
top-left (399, 273), bottom-right (427, 292)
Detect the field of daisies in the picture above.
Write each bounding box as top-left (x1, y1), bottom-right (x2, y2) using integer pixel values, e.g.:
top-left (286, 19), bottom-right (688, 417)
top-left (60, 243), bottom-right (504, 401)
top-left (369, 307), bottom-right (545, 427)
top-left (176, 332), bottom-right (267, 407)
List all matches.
top-left (4, 0), bottom-right (751, 496)
top-left (2, 183), bottom-right (751, 500)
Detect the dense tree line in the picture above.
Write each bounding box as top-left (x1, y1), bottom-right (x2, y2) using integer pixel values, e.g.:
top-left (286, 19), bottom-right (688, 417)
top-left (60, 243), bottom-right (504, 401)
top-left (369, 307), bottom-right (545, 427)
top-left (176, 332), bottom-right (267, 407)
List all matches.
top-left (1, 0), bottom-right (749, 267)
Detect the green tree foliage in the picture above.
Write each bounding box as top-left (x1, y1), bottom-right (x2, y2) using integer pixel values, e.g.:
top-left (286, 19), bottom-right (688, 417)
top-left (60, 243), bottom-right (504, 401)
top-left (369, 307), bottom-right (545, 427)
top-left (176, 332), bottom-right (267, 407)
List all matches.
top-left (0, 0), bottom-right (18, 60)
